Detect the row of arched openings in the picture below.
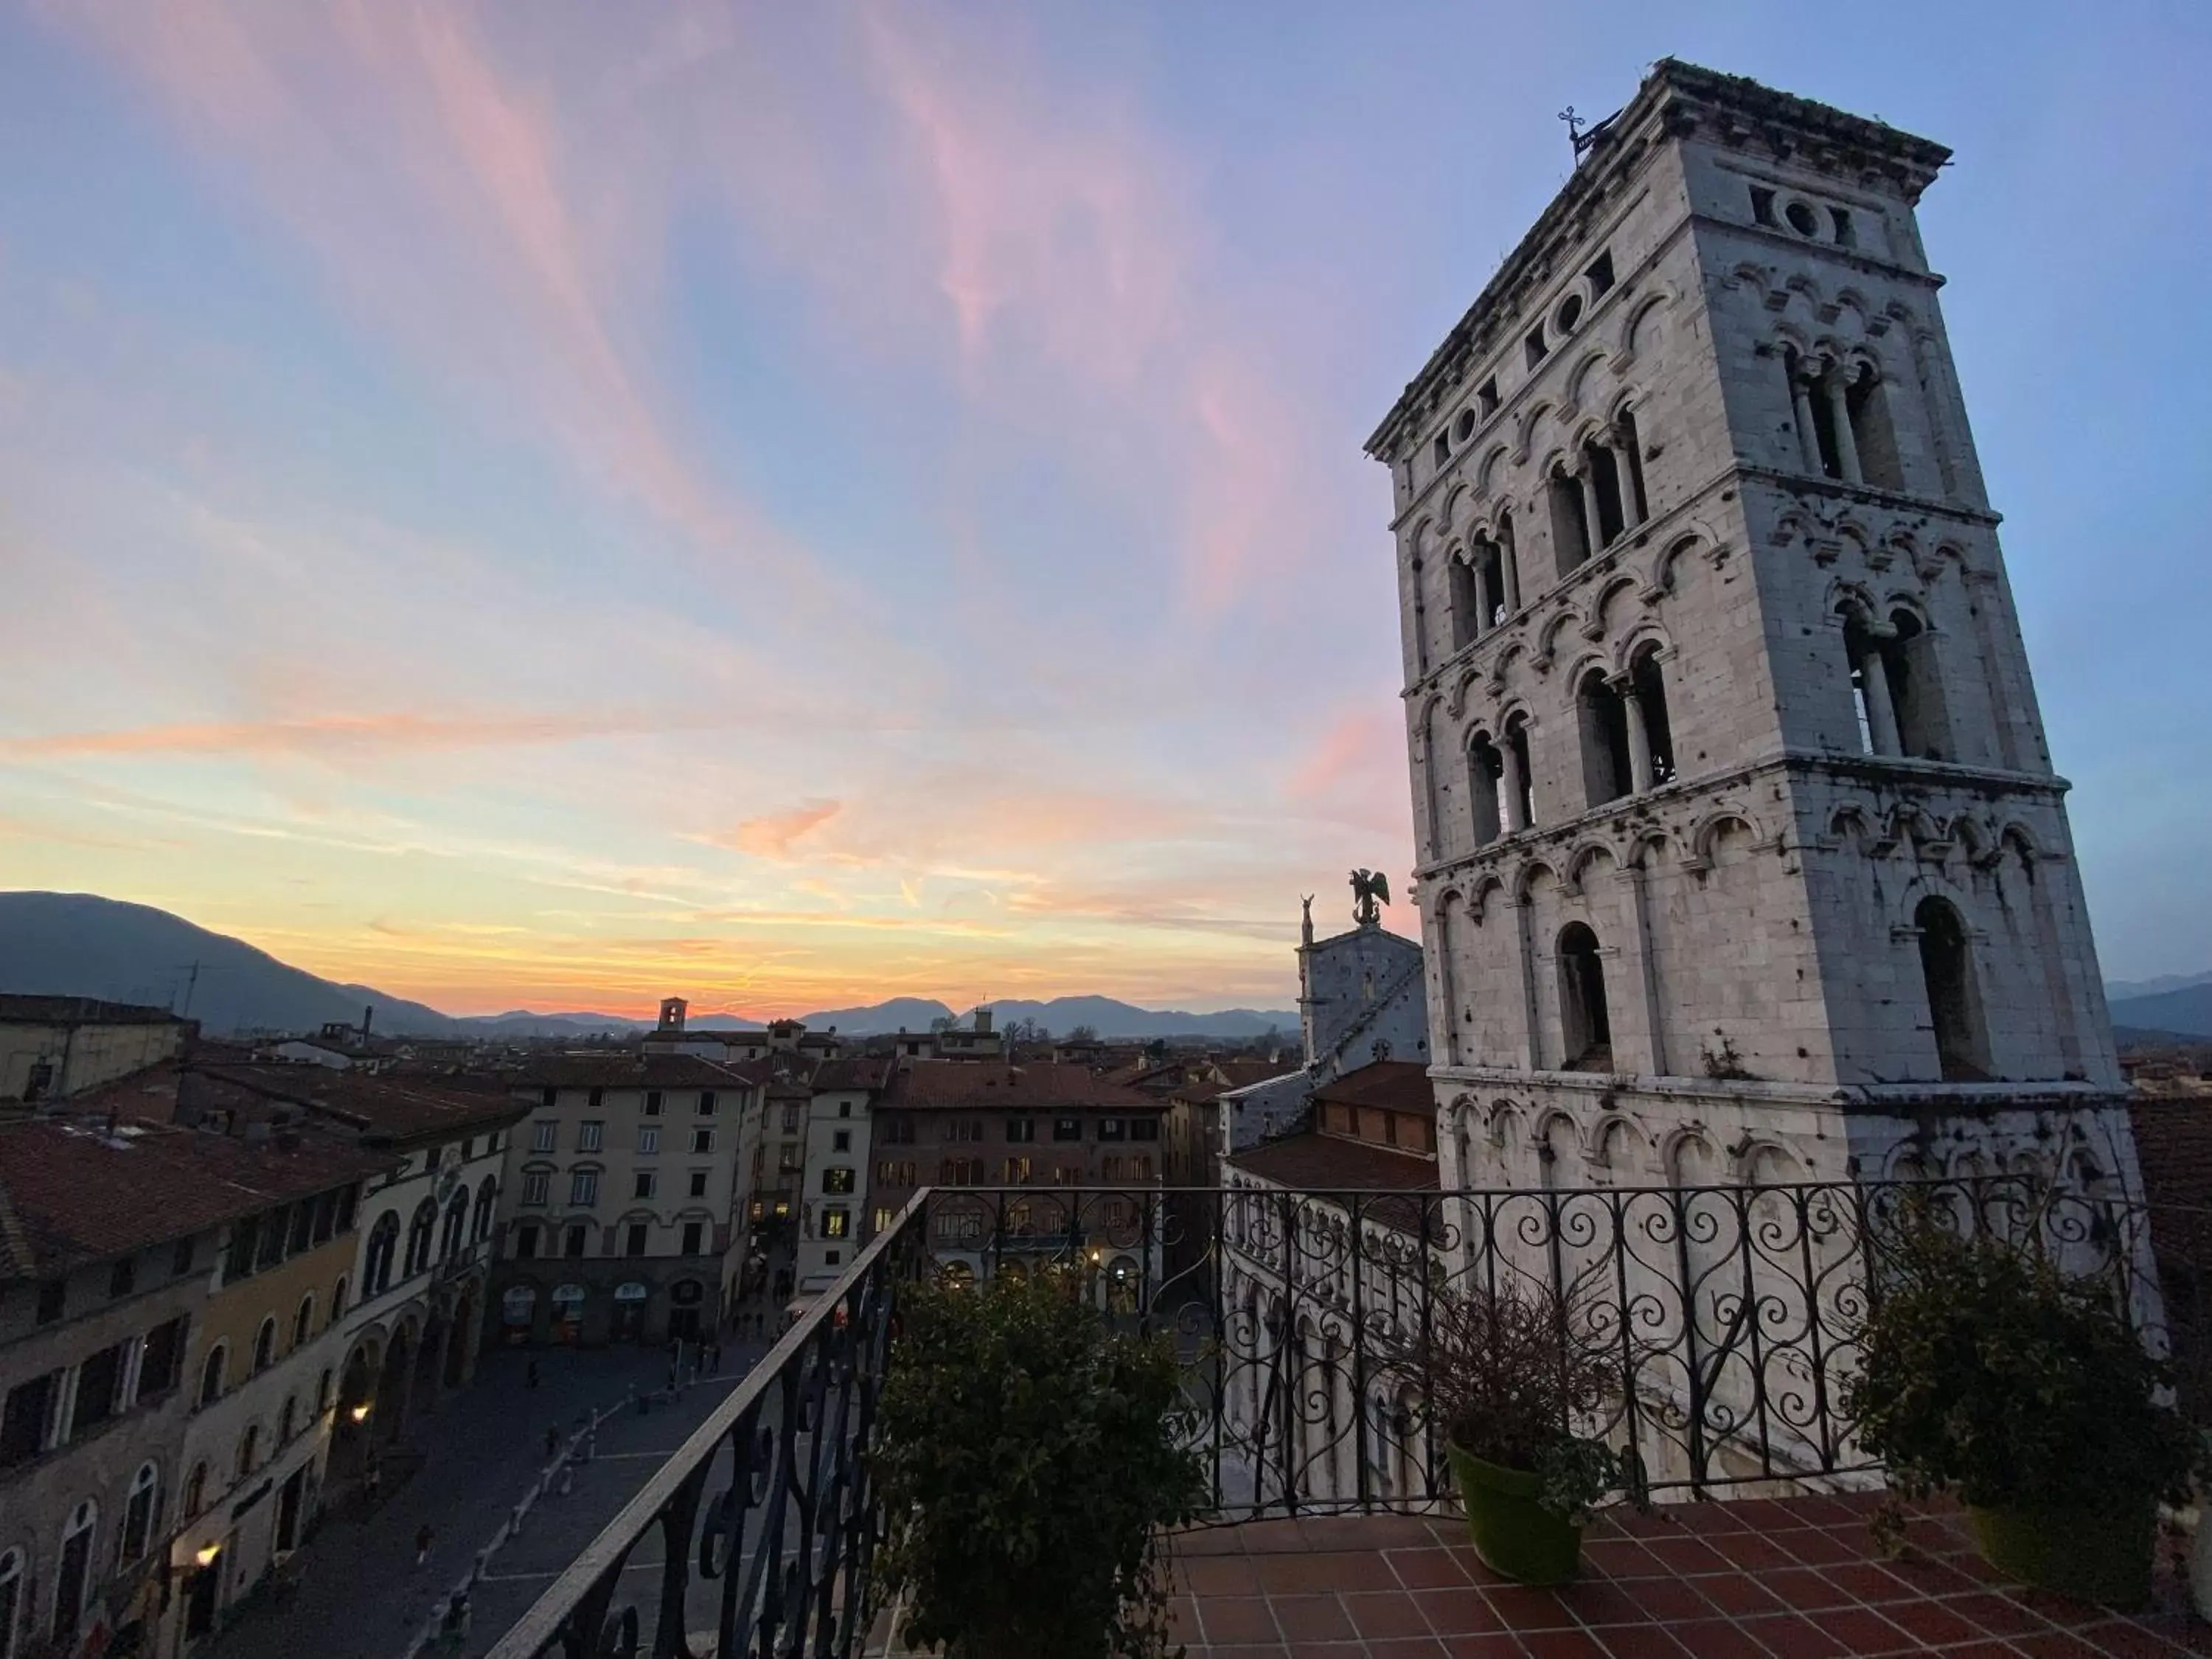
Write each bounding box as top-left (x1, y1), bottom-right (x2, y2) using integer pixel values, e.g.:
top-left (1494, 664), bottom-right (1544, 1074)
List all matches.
top-left (1462, 642), bottom-right (1674, 850)
top-left (362, 1178), bottom-right (498, 1300)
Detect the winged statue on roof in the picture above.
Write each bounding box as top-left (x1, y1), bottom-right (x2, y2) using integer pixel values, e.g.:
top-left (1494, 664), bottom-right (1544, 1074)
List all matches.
top-left (1349, 868), bottom-right (1391, 928)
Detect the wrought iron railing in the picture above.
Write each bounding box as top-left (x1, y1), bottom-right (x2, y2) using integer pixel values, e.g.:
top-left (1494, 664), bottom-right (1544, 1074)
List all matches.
top-left (487, 1175), bottom-right (2195, 1657)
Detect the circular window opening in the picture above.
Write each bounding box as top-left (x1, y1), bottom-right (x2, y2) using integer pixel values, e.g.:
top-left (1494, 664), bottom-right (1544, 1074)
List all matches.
top-left (1455, 409), bottom-right (1476, 442)
top-left (1554, 293), bottom-right (1585, 333)
top-left (1784, 200), bottom-right (1820, 237)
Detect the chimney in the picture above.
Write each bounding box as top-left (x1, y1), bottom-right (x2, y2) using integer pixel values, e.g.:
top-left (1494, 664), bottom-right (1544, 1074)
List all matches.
top-left (361, 1004), bottom-right (374, 1044)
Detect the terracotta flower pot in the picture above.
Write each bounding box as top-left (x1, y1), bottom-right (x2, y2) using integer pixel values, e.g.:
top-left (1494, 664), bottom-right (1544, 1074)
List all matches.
top-left (1447, 1441), bottom-right (1582, 1585)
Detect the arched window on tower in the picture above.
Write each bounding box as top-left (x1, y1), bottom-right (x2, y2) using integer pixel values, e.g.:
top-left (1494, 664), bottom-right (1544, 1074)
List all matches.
top-left (1548, 465), bottom-right (1593, 577)
top-left (1576, 670), bottom-right (1634, 807)
top-left (1615, 406), bottom-right (1650, 524)
top-left (1584, 439), bottom-right (1627, 547)
top-left (1886, 611), bottom-right (1951, 760)
top-left (1466, 732), bottom-right (1505, 847)
top-left (1503, 717), bottom-right (1535, 832)
top-left (1628, 644), bottom-right (1676, 787)
top-left (1845, 365), bottom-right (1904, 490)
top-left (1914, 897), bottom-right (1989, 1082)
top-left (1557, 924), bottom-right (1613, 1071)
top-left (198, 1344), bottom-right (226, 1408)
top-left (1447, 555), bottom-right (1481, 651)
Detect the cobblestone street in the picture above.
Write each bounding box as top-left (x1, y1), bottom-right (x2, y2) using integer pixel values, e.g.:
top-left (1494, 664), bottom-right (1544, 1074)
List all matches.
top-left (202, 1337), bottom-right (774, 1659)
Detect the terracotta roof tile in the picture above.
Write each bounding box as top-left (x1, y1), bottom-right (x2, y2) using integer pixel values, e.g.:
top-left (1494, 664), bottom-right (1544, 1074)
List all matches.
top-left (187, 1062), bottom-right (526, 1144)
top-left (883, 1060), bottom-right (1158, 1111)
top-left (0, 1113), bottom-right (394, 1275)
top-left (1310, 1060), bottom-right (1436, 1115)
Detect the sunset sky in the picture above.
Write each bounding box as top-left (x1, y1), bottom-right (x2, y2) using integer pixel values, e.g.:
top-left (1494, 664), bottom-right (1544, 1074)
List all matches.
top-left (2, 1), bottom-right (2206, 1018)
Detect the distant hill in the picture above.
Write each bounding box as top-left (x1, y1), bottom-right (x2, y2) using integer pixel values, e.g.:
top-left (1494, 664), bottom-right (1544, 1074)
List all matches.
top-left (0, 892), bottom-right (1298, 1041)
top-left (2107, 970), bottom-right (2212, 1002)
top-left (2108, 983), bottom-right (2212, 1040)
top-left (0, 891), bottom-right (460, 1036)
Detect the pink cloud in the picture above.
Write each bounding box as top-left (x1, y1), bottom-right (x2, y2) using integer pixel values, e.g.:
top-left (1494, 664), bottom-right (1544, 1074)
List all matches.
top-left (720, 799), bottom-right (844, 860)
top-left (0, 709), bottom-right (669, 760)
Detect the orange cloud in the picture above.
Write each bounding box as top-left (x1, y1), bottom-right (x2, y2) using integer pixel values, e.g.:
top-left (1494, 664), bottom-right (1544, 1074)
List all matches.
top-left (721, 799), bottom-right (843, 860)
top-left (0, 709), bottom-right (665, 760)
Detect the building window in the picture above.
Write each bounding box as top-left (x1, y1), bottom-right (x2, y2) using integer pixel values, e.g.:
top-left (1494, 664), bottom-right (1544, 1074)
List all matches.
top-left (698, 1091), bottom-right (717, 1116)
top-left (945, 1119), bottom-right (983, 1144)
top-left (782, 1105), bottom-right (802, 1134)
top-left (531, 1120), bottom-right (557, 1153)
top-left (879, 1118), bottom-right (915, 1146)
top-left (821, 1166), bottom-right (855, 1195)
top-left (1558, 922), bottom-right (1613, 1072)
top-left (644, 1090), bottom-right (664, 1117)
top-left (999, 1156), bottom-right (1032, 1185)
top-left (637, 1126), bottom-right (660, 1155)
top-left (875, 1159), bottom-right (917, 1187)
top-left (1006, 1116), bottom-right (1035, 1143)
top-left (625, 1222), bottom-right (649, 1257)
top-left (138, 1317), bottom-right (187, 1401)
top-left (822, 1208), bottom-right (849, 1239)
top-left (118, 1463), bottom-right (160, 1562)
top-left (182, 1463), bottom-right (207, 1517)
top-left (331, 1275), bottom-right (348, 1320)
top-left (1053, 1118), bottom-right (1082, 1142)
top-left (688, 1170), bottom-right (709, 1198)
top-left (1, 1372), bottom-right (58, 1467)
top-left (570, 1170), bottom-right (600, 1207)
top-left (832, 1130), bottom-right (851, 1152)
top-left (1098, 1119), bottom-right (1126, 1141)
top-left (515, 1223), bottom-right (540, 1261)
top-left (293, 1294), bottom-right (315, 1349)
top-left (172, 1237), bottom-right (196, 1277)
top-left (838, 1100), bottom-right (852, 1119)
top-left (277, 1395), bottom-right (297, 1443)
top-left (634, 1172), bottom-right (657, 1200)
top-left (316, 1369), bottom-right (333, 1414)
top-left (404, 1200), bottom-right (437, 1276)
top-left (577, 1121), bottom-right (605, 1153)
top-left (521, 1171), bottom-right (551, 1206)
top-left (692, 1129), bottom-right (716, 1154)
top-left (563, 1224), bottom-right (589, 1259)
top-left (1129, 1117), bottom-right (1159, 1142)
top-left (1916, 897), bottom-right (1990, 1082)
top-left (681, 1222), bottom-right (704, 1256)
top-left (473, 1177), bottom-right (498, 1242)
top-left (872, 1208), bottom-right (895, 1234)
top-left (588, 1088), bottom-right (605, 1108)
top-left (34, 1279), bottom-right (63, 1325)
top-left (235, 1425), bottom-right (260, 1482)
top-left (1577, 668), bottom-right (1634, 807)
top-left (364, 1212), bottom-right (400, 1294)
top-left (70, 1343), bottom-right (126, 1439)
top-left (108, 1256), bottom-right (136, 1299)
top-left (53, 1501), bottom-right (95, 1646)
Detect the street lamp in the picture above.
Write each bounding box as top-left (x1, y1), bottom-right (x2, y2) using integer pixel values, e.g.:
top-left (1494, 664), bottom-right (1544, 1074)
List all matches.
top-left (349, 1402), bottom-right (372, 1424)
top-left (194, 1543), bottom-right (221, 1569)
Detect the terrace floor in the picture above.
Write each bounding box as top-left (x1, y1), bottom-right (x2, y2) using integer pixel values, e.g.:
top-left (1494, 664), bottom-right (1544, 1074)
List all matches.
top-left (1165, 1494), bottom-right (2212, 1658)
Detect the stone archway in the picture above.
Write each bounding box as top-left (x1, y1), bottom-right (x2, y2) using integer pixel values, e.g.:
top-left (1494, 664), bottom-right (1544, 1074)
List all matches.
top-left (443, 1281), bottom-right (479, 1388)
top-left (375, 1324), bottom-right (415, 1447)
top-left (326, 1338), bottom-right (380, 1486)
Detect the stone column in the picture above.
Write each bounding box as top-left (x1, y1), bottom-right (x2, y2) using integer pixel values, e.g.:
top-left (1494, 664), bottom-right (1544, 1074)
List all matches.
top-left (1617, 677), bottom-right (1654, 794)
top-left (1859, 630), bottom-right (1902, 756)
top-left (1576, 467), bottom-right (1603, 555)
top-left (1824, 369), bottom-right (1863, 484)
top-left (1471, 549), bottom-right (1494, 637)
top-left (1499, 521), bottom-right (1523, 613)
top-left (1499, 738), bottom-right (1527, 833)
top-left (1791, 373), bottom-right (1824, 474)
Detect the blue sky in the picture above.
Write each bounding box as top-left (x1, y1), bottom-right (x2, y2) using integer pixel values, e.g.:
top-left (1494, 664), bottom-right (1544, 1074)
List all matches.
top-left (0, 1), bottom-right (2204, 1015)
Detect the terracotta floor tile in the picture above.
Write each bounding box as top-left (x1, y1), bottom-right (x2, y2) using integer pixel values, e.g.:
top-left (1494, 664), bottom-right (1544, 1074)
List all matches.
top-left (1416, 1586), bottom-right (1505, 1636)
top-left (1814, 1606), bottom-right (1916, 1654)
top-left (1554, 1580), bottom-right (1653, 1627)
top-left (1344, 1590), bottom-right (1438, 1641)
top-left (1688, 1571), bottom-right (1788, 1618)
top-left (1271, 1593), bottom-right (1354, 1643)
top-left (1186, 1554), bottom-right (1265, 1596)
top-left (1484, 1585), bottom-right (1580, 1630)
top-left (1705, 1532), bottom-right (1801, 1573)
top-left (2057, 1624), bottom-right (2195, 1658)
top-left (1655, 1618), bottom-right (1771, 1659)
top-left (1590, 1624), bottom-right (1694, 1658)
top-left (1439, 1638), bottom-right (1532, 1658)
top-left (1584, 1540), bottom-right (1666, 1581)
top-left (2011, 1632), bottom-right (2135, 1658)
top-left (1945, 1590), bottom-right (2052, 1638)
top-left (1617, 1577), bottom-right (1714, 1624)
top-left (1366, 1641), bottom-right (1453, 1658)
top-left (1257, 1548), bottom-right (1401, 1593)
top-left (1759, 1566), bottom-right (1855, 1611)
top-left (1517, 1630), bottom-right (1610, 1658)
top-left (1393, 1547), bottom-right (1478, 1588)
top-left (1877, 1595), bottom-right (1983, 1646)
top-left (1736, 1611), bottom-right (1850, 1657)
top-left (1200, 1596), bottom-right (1282, 1645)
top-left (1820, 1561), bottom-right (1919, 1604)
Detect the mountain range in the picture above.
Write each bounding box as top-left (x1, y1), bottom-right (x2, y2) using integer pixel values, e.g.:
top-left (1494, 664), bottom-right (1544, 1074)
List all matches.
top-left (0, 892), bottom-right (1297, 1042)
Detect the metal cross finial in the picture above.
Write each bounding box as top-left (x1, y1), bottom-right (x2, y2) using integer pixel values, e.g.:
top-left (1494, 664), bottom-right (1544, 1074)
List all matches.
top-left (1559, 105), bottom-right (1584, 146)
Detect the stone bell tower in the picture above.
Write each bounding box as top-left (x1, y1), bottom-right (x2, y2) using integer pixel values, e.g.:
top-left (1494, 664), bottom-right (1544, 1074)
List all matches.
top-left (1368, 61), bottom-right (2133, 1194)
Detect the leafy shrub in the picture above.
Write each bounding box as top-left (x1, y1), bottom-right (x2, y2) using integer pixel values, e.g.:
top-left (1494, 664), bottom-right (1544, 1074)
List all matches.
top-left (1843, 1207), bottom-right (2200, 1511)
top-left (873, 1267), bottom-right (1207, 1659)
top-left (1380, 1280), bottom-right (1621, 1521)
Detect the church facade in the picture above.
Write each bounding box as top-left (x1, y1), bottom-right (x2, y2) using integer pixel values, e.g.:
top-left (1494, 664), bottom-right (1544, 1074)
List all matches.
top-left (1371, 61), bottom-right (2132, 1196)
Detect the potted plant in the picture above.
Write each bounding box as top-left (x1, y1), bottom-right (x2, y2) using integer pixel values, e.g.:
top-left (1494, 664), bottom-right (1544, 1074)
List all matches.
top-left (1843, 1206), bottom-right (2202, 1607)
top-left (1382, 1280), bottom-right (1621, 1585)
top-left (872, 1266), bottom-right (1208, 1659)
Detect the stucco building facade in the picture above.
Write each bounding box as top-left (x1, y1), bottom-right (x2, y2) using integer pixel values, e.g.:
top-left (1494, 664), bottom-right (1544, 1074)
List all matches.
top-left (1368, 61), bottom-right (2131, 1196)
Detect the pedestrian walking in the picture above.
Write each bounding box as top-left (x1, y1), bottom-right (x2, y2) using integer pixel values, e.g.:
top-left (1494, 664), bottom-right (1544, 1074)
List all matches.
top-left (364, 1463), bottom-right (382, 1505)
top-left (414, 1524), bottom-right (434, 1568)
